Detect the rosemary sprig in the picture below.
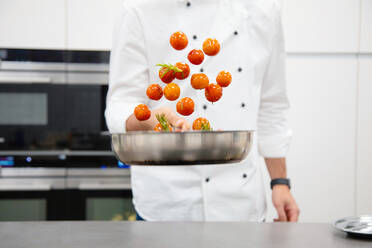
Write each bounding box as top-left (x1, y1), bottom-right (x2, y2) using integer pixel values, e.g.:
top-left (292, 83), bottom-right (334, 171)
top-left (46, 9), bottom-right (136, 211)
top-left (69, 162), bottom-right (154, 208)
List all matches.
top-left (155, 113), bottom-right (171, 132)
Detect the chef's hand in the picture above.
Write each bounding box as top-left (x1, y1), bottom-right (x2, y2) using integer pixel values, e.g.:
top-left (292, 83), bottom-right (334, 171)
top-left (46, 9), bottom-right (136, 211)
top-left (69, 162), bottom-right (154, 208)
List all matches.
top-left (272, 185), bottom-right (300, 222)
top-left (126, 106), bottom-right (191, 131)
top-left (156, 107), bottom-right (191, 131)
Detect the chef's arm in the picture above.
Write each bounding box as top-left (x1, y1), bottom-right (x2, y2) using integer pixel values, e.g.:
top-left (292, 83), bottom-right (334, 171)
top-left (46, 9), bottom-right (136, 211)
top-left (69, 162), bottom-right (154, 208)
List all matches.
top-left (265, 158), bottom-right (299, 222)
top-left (265, 157), bottom-right (286, 179)
top-left (257, 3), bottom-right (299, 222)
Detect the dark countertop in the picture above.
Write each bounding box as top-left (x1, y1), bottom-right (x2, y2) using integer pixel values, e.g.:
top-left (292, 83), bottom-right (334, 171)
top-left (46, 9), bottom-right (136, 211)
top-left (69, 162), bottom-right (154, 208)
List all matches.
top-left (0, 221), bottom-right (371, 248)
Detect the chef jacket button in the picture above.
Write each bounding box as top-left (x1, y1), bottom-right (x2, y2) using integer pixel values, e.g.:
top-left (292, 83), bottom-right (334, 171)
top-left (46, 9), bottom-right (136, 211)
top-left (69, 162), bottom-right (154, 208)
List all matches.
top-left (200, 68), bottom-right (204, 72)
top-left (186, 1), bottom-right (191, 7)
top-left (193, 35), bottom-right (197, 40)
top-left (203, 104), bottom-right (207, 110)
top-left (241, 103), bottom-right (245, 108)
top-left (205, 178), bottom-right (210, 182)
top-left (243, 173), bottom-right (247, 178)
top-left (234, 31), bottom-right (238, 35)
top-left (238, 67), bottom-right (242, 72)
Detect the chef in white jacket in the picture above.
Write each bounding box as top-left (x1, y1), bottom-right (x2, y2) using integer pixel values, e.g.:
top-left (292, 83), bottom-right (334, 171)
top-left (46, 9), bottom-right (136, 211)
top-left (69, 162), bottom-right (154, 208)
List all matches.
top-left (106, 0), bottom-right (299, 221)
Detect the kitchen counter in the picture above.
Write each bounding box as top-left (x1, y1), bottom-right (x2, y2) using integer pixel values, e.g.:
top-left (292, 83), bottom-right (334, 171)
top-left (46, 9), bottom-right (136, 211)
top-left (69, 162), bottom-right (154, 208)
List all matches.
top-left (0, 221), bottom-right (371, 248)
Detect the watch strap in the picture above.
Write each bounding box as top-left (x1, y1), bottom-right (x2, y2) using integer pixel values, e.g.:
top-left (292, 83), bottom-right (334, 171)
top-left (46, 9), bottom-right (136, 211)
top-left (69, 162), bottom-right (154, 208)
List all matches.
top-left (270, 178), bottom-right (291, 190)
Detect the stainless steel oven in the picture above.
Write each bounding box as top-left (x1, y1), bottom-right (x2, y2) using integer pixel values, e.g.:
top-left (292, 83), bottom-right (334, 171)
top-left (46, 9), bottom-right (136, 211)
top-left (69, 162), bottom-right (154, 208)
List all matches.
top-left (0, 168), bottom-right (68, 221)
top-left (0, 49), bottom-right (110, 151)
top-left (0, 49), bottom-right (136, 221)
top-left (66, 168), bottom-right (135, 221)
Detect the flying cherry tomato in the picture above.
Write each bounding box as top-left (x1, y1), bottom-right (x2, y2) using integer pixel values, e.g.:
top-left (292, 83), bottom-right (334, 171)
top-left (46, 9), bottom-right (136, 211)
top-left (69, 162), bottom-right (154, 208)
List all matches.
top-left (192, 117), bottom-right (211, 131)
top-left (177, 97), bottom-right (194, 116)
top-left (191, 73), bottom-right (209, 90)
top-left (202, 38), bottom-right (220, 56)
top-left (175, 62), bottom-right (190, 80)
top-left (146, 84), bottom-right (163, 100)
top-left (134, 104), bottom-right (151, 121)
top-left (170, 31), bottom-right (188, 50)
top-left (163, 82), bottom-right (180, 101)
top-left (205, 83), bottom-right (223, 102)
top-left (159, 66), bottom-right (176, 84)
top-left (187, 49), bottom-right (204, 65)
top-left (216, 71), bottom-right (232, 87)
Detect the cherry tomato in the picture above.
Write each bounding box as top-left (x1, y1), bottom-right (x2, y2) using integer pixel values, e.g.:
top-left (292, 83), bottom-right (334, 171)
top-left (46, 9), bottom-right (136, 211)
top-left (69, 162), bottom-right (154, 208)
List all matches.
top-left (191, 73), bottom-right (209, 90)
top-left (205, 83), bottom-right (223, 102)
top-left (170, 31), bottom-right (188, 50)
top-left (154, 114), bottom-right (173, 132)
top-left (187, 49), bottom-right (204, 65)
top-left (202, 38), bottom-right (220, 56)
top-left (134, 104), bottom-right (151, 121)
top-left (216, 71), bottom-right (232, 87)
top-left (163, 82), bottom-right (180, 101)
top-left (159, 66), bottom-right (176, 84)
top-left (146, 84), bottom-right (163, 100)
top-left (177, 97), bottom-right (194, 116)
top-left (192, 117), bottom-right (211, 131)
top-left (175, 62), bottom-right (190, 80)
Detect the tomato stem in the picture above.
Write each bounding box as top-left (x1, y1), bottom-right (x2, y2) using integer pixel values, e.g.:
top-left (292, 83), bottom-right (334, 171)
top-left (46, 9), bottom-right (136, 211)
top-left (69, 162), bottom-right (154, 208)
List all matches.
top-left (156, 63), bottom-right (183, 77)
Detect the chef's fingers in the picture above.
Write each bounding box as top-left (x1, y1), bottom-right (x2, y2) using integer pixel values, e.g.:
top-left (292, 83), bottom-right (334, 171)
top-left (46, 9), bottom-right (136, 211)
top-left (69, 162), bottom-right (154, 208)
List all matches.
top-left (287, 207), bottom-right (300, 222)
top-left (174, 119), bottom-right (191, 131)
top-left (274, 205), bottom-right (288, 222)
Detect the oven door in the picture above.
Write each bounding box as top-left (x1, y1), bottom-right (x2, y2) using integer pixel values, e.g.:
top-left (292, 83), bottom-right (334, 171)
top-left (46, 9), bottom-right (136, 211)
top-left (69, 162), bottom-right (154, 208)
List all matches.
top-left (0, 168), bottom-right (67, 221)
top-left (0, 83), bottom-right (109, 151)
top-left (66, 168), bottom-right (135, 221)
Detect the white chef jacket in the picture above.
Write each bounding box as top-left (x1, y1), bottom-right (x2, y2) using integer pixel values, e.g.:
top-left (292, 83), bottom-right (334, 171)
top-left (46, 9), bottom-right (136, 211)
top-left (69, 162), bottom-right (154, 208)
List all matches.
top-left (105, 0), bottom-right (291, 221)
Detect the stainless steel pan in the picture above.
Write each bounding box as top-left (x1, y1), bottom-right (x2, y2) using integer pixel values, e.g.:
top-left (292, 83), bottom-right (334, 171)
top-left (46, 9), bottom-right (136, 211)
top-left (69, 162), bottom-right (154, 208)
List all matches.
top-left (111, 130), bottom-right (253, 165)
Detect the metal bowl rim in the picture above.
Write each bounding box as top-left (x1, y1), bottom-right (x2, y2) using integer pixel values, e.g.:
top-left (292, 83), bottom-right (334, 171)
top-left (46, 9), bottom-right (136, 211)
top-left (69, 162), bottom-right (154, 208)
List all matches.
top-left (111, 130), bottom-right (255, 135)
top-left (333, 215), bottom-right (372, 235)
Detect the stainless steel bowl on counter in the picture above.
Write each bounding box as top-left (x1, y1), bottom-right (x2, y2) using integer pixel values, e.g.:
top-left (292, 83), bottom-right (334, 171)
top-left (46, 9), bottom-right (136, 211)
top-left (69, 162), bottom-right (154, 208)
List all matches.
top-left (333, 215), bottom-right (372, 237)
top-left (111, 130), bottom-right (253, 165)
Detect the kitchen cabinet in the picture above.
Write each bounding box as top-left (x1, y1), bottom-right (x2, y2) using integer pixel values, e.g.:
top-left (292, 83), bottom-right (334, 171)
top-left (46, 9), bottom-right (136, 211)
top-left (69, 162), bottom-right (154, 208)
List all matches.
top-left (66, 0), bottom-right (123, 51)
top-left (267, 55), bottom-right (357, 222)
top-left (356, 56), bottom-right (372, 215)
top-left (0, 0), bottom-right (65, 49)
top-left (360, 0), bottom-right (372, 52)
top-left (282, 0), bottom-right (360, 53)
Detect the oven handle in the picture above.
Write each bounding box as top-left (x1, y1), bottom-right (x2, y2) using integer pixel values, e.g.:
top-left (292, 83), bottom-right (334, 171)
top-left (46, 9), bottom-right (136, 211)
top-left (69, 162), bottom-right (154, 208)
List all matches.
top-left (0, 76), bottom-right (52, 84)
top-left (78, 183), bottom-right (131, 190)
top-left (0, 184), bottom-right (51, 191)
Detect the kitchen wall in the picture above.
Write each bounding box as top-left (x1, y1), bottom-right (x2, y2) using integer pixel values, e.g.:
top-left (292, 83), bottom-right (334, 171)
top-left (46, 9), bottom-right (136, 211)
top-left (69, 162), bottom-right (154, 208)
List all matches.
top-left (263, 0), bottom-right (372, 223)
top-left (0, 0), bottom-right (371, 223)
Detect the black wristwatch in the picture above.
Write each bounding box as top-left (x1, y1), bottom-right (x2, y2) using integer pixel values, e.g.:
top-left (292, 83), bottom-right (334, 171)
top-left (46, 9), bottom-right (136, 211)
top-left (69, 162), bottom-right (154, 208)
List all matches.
top-left (270, 178), bottom-right (291, 190)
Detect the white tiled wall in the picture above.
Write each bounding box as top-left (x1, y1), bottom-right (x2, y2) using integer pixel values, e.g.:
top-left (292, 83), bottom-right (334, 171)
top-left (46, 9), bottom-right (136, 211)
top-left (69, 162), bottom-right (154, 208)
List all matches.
top-left (261, 0), bottom-right (371, 223)
top-left (282, 0), bottom-right (360, 53)
top-left (360, 0), bottom-right (372, 52)
top-left (0, 0), bottom-right (66, 49)
top-left (356, 56), bottom-right (372, 215)
top-left (66, 0), bottom-right (123, 50)
top-left (264, 56), bottom-right (358, 222)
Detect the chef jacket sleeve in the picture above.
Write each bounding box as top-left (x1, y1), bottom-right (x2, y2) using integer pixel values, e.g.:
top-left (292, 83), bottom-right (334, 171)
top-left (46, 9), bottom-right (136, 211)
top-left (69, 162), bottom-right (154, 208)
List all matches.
top-left (105, 1), bottom-right (149, 133)
top-left (257, 3), bottom-right (292, 158)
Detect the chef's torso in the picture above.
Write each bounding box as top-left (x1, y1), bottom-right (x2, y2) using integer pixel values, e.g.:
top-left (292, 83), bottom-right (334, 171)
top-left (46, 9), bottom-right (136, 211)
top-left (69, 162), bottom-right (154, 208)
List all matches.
top-left (111, 0), bottom-right (282, 221)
